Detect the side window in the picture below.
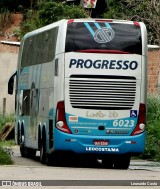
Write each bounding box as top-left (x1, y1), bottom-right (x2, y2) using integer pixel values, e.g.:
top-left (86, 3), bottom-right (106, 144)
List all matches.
top-left (22, 90), bottom-right (30, 116)
top-left (21, 27), bottom-right (59, 68)
top-left (21, 38), bottom-right (31, 67)
top-left (18, 90), bottom-right (23, 115)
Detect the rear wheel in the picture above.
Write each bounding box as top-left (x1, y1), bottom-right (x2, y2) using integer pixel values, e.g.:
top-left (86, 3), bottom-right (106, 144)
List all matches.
top-left (20, 135), bottom-right (36, 158)
top-left (102, 158), bottom-right (114, 169)
top-left (113, 155), bottom-right (130, 169)
top-left (40, 136), bottom-right (47, 164)
top-left (20, 141), bottom-right (28, 157)
top-left (19, 135), bottom-right (28, 157)
top-left (27, 148), bottom-right (36, 158)
top-left (46, 154), bottom-right (52, 166)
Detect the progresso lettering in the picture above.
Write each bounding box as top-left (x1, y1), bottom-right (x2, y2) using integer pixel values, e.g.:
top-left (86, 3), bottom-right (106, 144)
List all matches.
top-left (69, 59), bottom-right (138, 70)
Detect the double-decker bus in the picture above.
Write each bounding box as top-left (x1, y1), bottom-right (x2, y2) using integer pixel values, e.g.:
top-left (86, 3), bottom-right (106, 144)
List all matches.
top-left (8, 19), bottom-right (147, 169)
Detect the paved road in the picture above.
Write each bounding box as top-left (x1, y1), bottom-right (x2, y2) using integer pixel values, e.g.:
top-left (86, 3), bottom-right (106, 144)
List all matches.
top-left (0, 146), bottom-right (160, 189)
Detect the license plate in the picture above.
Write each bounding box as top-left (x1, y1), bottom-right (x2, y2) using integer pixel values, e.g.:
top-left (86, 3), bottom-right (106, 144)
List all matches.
top-left (94, 140), bottom-right (109, 146)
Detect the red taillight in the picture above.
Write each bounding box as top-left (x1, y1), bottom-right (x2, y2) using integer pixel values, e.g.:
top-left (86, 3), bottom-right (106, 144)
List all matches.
top-left (56, 101), bottom-right (72, 134)
top-left (132, 104), bottom-right (146, 135)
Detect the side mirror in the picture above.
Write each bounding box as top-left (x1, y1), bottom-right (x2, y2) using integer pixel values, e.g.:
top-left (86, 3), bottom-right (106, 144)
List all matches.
top-left (8, 71), bottom-right (17, 95)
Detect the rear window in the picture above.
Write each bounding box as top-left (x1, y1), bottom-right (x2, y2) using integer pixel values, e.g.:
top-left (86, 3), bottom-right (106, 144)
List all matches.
top-left (65, 22), bottom-right (142, 55)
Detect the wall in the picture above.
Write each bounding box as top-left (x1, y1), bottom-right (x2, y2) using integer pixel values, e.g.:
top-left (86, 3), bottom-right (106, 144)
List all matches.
top-left (0, 43), bottom-right (19, 114)
top-left (0, 44), bottom-right (160, 114)
top-left (148, 49), bottom-right (160, 94)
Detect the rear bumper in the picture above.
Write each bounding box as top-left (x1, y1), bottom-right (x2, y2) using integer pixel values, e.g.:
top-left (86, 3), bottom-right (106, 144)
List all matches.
top-left (54, 128), bottom-right (145, 155)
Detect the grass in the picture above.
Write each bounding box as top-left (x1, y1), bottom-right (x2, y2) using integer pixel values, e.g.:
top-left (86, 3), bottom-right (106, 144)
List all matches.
top-left (1, 139), bottom-right (15, 146)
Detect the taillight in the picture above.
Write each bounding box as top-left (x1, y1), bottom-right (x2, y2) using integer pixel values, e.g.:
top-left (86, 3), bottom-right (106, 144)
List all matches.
top-left (131, 104), bottom-right (146, 135)
top-left (56, 101), bottom-right (72, 134)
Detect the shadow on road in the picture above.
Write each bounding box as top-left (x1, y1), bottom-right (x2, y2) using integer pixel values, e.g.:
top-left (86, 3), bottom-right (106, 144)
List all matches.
top-left (11, 145), bottom-right (160, 171)
top-left (12, 145), bottom-right (114, 169)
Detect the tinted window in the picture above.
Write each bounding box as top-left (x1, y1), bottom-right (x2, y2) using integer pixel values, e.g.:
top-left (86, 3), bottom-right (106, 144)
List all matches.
top-left (21, 27), bottom-right (58, 67)
top-left (65, 22), bottom-right (142, 55)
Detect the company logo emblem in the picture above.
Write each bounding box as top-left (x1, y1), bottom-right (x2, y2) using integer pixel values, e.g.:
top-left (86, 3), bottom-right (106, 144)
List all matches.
top-left (84, 22), bottom-right (115, 44)
top-left (106, 130), bottom-right (129, 134)
top-left (94, 27), bottom-right (115, 43)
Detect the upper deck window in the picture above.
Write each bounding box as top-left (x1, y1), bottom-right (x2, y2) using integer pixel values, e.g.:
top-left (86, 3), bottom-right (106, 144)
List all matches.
top-left (21, 27), bottom-right (58, 67)
top-left (65, 22), bottom-right (142, 55)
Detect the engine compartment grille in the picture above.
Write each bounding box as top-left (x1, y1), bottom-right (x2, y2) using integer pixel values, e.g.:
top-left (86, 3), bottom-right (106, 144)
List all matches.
top-left (69, 75), bottom-right (136, 110)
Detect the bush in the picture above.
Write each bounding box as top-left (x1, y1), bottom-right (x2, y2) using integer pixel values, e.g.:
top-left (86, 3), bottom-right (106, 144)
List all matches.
top-left (0, 145), bottom-right (13, 165)
top-left (0, 9), bottom-right (12, 35)
top-left (18, 1), bottom-right (88, 38)
top-left (18, 10), bottom-right (43, 38)
top-left (141, 94), bottom-right (160, 161)
top-left (38, 2), bottom-right (88, 25)
top-left (0, 114), bottom-right (14, 165)
top-left (0, 114), bottom-right (14, 132)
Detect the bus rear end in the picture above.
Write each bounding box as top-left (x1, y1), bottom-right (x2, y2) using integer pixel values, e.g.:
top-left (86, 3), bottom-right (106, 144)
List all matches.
top-left (54, 19), bottom-right (147, 168)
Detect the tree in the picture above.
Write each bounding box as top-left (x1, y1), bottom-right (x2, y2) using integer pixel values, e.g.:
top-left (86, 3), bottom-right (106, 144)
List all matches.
top-left (19, 1), bottom-right (88, 37)
top-left (103, 0), bottom-right (160, 45)
top-left (38, 1), bottom-right (88, 25)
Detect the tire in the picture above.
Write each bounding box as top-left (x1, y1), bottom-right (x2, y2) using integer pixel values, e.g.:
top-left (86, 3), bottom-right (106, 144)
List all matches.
top-left (17, 125), bottom-right (21, 145)
top-left (48, 151), bottom-right (73, 166)
top-left (46, 153), bottom-right (53, 166)
top-left (113, 156), bottom-right (130, 169)
top-left (20, 135), bottom-right (28, 157)
top-left (40, 137), bottom-right (47, 164)
top-left (20, 141), bottom-right (28, 157)
top-left (27, 148), bottom-right (36, 158)
top-left (102, 158), bottom-right (114, 169)
top-left (20, 135), bottom-right (36, 158)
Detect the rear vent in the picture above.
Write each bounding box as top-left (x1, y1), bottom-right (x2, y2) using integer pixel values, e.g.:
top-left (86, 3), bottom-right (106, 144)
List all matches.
top-left (69, 75), bottom-right (136, 110)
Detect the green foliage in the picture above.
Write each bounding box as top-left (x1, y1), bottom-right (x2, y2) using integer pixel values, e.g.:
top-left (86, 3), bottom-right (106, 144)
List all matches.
top-left (18, 10), bottom-right (43, 38)
top-left (18, 1), bottom-right (88, 38)
top-left (103, 0), bottom-right (160, 45)
top-left (0, 9), bottom-right (12, 35)
top-left (63, 5), bottom-right (88, 19)
top-left (147, 95), bottom-right (160, 123)
top-left (103, 0), bottom-right (122, 19)
top-left (0, 145), bottom-right (13, 165)
top-left (1, 139), bottom-right (15, 146)
top-left (0, 114), bottom-right (14, 132)
top-left (141, 94), bottom-right (160, 161)
top-left (0, 115), bottom-right (14, 165)
top-left (38, 1), bottom-right (65, 24)
top-left (38, 1), bottom-right (87, 25)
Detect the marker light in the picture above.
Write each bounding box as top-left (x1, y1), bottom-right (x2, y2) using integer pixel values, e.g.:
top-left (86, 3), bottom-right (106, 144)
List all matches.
top-left (68, 19), bottom-right (74, 24)
top-left (134, 22), bottom-right (140, 27)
